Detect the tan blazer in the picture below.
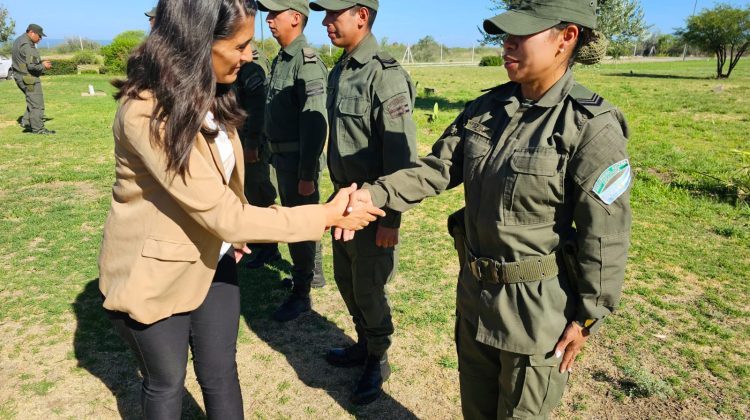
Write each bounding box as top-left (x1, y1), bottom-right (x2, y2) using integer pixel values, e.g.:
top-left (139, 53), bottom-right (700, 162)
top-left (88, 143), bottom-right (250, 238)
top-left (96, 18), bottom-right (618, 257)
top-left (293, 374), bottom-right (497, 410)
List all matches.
top-left (99, 94), bottom-right (326, 324)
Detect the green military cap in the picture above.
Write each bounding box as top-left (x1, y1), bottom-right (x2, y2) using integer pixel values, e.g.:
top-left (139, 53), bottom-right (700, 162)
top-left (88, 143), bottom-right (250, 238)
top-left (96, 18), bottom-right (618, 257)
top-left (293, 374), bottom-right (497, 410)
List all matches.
top-left (257, 0), bottom-right (310, 17)
top-left (26, 23), bottom-right (46, 38)
top-left (483, 0), bottom-right (597, 36)
top-left (145, 7), bottom-right (157, 18)
top-left (309, 0), bottom-right (378, 12)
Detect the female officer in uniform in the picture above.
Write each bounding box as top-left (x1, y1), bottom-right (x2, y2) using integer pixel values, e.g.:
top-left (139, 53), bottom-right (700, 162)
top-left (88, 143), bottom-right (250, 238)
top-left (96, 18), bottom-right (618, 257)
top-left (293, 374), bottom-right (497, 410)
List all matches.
top-left (343, 0), bottom-right (632, 417)
top-left (99, 0), bottom-right (383, 417)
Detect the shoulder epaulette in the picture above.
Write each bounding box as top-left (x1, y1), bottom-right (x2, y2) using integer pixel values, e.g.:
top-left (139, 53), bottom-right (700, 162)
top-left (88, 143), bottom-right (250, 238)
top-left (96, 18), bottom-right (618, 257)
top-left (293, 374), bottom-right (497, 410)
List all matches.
top-left (374, 51), bottom-right (399, 69)
top-left (302, 47), bottom-right (318, 64)
top-left (569, 83), bottom-right (615, 117)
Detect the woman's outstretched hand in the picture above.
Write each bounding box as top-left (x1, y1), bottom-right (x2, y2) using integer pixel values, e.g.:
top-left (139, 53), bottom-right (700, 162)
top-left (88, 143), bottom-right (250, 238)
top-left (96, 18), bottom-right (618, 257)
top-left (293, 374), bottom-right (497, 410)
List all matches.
top-left (324, 184), bottom-right (385, 239)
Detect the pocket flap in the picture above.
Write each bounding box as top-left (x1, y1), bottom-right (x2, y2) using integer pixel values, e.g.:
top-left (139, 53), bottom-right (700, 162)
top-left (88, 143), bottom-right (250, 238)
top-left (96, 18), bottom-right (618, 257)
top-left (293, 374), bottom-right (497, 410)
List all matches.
top-left (528, 353), bottom-right (560, 367)
top-left (511, 149), bottom-right (561, 177)
top-left (338, 97), bottom-right (368, 116)
top-left (22, 74), bottom-right (37, 85)
top-left (142, 238), bottom-right (200, 262)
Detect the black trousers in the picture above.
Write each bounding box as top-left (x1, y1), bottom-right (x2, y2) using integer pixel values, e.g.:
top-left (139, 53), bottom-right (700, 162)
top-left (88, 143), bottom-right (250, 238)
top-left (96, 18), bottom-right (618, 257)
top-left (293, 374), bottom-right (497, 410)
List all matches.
top-left (107, 255), bottom-right (243, 420)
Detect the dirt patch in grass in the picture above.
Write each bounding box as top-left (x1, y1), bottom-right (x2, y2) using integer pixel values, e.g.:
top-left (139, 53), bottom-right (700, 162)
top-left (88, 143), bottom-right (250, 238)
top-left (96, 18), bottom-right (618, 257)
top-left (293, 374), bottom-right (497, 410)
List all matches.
top-left (691, 112), bottom-right (746, 123)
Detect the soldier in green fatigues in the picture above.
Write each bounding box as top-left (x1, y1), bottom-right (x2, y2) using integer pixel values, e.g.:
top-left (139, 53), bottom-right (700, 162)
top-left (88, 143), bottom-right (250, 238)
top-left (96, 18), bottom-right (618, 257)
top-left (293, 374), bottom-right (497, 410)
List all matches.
top-left (11, 24), bottom-right (54, 135)
top-left (310, 0), bottom-right (419, 405)
top-left (234, 47), bottom-right (283, 269)
top-left (346, 1), bottom-right (632, 417)
top-left (257, 0), bottom-right (330, 322)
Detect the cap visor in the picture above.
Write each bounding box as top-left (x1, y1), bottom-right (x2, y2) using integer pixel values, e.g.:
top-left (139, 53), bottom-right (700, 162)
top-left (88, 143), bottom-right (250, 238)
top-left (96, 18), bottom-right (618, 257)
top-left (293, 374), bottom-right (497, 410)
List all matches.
top-left (483, 10), bottom-right (560, 36)
top-left (310, 0), bottom-right (353, 12)
top-left (257, 0), bottom-right (288, 12)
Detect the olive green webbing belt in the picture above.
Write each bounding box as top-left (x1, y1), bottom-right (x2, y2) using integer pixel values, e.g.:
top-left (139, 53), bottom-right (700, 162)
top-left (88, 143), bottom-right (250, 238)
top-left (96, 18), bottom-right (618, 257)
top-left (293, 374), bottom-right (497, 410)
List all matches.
top-left (266, 141), bottom-right (300, 154)
top-left (465, 244), bottom-right (559, 284)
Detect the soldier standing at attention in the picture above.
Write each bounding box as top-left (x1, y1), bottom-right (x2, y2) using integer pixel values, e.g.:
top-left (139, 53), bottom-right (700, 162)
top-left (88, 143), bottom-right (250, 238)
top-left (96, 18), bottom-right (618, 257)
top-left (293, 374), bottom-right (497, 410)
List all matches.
top-left (257, 0), bottom-right (329, 322)
top-left (345, 0), bottom-right (632, 417)
top-left (310, 0), bottom-right (419, 405)
top-left (12, 24), bottom-right (54, 135)
top-left (234, 47), bottom-right (285, 269)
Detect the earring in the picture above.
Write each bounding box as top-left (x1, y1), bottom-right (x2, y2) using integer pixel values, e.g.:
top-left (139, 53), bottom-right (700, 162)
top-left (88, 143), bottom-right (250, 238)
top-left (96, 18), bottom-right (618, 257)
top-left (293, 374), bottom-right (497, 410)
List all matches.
top-left (559, 48), bottom-right (565, 53)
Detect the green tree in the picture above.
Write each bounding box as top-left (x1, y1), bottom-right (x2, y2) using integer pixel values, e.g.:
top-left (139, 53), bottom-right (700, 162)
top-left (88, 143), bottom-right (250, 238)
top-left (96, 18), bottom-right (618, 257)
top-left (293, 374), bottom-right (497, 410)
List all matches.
top-left (677, 4), bottom-right (750, 79)
top-left (413, 35), bottom-right (440, 62)
top-left (101, 30), bottom-right (146, 74)
top-left (0, 3), bottom-right (15, 43)
top-left (480, 0), bottom-right (647, 51)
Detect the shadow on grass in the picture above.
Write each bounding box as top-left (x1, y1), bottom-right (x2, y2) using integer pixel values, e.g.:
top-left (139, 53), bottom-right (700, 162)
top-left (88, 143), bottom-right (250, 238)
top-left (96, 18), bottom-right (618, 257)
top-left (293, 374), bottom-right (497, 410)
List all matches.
top-left (604, 72), bottom-right (712, 81)
top-left (239, 261), bottom-right (418, 419)
top-left (73, 279), bottom-right (206, 419)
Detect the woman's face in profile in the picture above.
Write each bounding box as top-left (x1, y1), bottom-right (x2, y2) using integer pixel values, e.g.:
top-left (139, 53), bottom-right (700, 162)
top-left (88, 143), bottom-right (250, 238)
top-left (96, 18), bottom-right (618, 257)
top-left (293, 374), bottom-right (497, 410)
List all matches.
top-left (212, 14), bottom-right (255, 84)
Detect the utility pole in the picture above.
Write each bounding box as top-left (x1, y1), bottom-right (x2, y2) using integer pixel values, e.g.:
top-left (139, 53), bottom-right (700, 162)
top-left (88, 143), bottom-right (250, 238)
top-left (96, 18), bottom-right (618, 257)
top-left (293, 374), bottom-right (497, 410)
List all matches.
top-left (682, 0), bottom-right (699, 61)
top-left (79, 36), bottom-right (84, 51)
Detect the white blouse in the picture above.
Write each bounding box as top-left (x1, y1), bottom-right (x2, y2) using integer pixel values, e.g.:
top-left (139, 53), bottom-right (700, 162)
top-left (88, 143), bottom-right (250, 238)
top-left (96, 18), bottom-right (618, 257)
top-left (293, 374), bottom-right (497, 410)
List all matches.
top-left (204, 111), bottom-right (236, 261)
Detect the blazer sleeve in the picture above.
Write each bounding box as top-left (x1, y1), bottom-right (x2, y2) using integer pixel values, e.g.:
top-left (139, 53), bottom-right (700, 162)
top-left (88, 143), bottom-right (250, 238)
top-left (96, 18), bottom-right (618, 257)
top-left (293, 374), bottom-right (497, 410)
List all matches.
top-left (118, 100), bottom-right (327, 244)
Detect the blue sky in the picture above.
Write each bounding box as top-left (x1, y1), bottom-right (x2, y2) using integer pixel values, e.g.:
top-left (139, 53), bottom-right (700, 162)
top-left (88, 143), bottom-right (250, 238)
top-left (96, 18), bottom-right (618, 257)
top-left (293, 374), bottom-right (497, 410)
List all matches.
top-left (3, 0), bottom-right (749, 46)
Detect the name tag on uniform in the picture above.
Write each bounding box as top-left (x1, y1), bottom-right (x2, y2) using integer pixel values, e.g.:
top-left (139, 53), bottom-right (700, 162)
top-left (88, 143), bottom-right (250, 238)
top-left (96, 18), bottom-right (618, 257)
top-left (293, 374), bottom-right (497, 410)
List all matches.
top-left (593, 159), bottom-right (631, 205)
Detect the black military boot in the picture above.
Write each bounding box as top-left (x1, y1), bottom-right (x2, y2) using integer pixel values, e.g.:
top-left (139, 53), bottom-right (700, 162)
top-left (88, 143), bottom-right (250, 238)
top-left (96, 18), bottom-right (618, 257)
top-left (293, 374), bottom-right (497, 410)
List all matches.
top-left (325, 340), bottom-right (368, 368)
top-left (271, 277), bottom-right (311, 322)
top-left (350, 354), bottom-right (390, 405)
top-left (245, 243), bottom-right (281, 269)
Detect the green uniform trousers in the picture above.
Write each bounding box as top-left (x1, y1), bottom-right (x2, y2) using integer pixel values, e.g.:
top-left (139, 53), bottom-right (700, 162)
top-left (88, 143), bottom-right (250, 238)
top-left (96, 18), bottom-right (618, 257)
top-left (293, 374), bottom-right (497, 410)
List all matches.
top-left (243, 146), bottom-right (278, 209)
top-left (331, 222), bottom-right (397, 357)
top-left (273, 157), bottom-right (323, 288)
top-left (14, 75), bottom-right (45, 132)
top-left (456, 314), bottom-right (569, 420)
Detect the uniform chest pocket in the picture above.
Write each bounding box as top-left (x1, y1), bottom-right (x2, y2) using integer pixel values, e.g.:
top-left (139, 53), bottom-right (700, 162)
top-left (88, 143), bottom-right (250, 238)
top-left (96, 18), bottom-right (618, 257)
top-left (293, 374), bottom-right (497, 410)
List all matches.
top-left (505, 148), bottom-right (567, 225)
top-left (338, 97), bottom-right (369, 117)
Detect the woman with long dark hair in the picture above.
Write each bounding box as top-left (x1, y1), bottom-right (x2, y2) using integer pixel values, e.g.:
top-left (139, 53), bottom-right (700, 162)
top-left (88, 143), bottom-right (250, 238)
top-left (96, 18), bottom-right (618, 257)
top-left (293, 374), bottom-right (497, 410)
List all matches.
top-left (98, 0), bottom-right (383, 417)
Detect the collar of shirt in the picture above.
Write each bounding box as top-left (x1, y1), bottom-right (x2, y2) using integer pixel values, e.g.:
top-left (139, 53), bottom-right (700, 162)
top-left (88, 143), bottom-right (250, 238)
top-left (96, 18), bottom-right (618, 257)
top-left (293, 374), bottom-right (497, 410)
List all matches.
top-left (495, 69), bottom-right (575, 115)
top-left (535, 69), bottom-right (575, 108)
top-left (280, 34), bottom-right (308, 59)
top-left (344, 33), bottom-right (378, 66)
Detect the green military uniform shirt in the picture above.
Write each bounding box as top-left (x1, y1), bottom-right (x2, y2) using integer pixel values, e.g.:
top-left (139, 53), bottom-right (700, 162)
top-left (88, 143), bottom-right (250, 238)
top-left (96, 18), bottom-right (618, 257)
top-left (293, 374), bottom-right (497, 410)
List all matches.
top-left (12, 33), bottom-right (45, 82)
top-left (264, 34), bottom-right (328, 182)
top-left (236, 48), bottom-right (271, 151)
top-left (366, 70), bottom-right (632, 354)
top-left (327, 33), bottom-right (419, 228)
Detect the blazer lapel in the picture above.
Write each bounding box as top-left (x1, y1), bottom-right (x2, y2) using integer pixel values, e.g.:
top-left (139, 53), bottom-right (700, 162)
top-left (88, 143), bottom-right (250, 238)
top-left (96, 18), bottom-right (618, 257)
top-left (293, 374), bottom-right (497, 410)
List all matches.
top-left (227, 128), bottom-right (246, 201)
top-left (201, 133), bottom-right (229, 185)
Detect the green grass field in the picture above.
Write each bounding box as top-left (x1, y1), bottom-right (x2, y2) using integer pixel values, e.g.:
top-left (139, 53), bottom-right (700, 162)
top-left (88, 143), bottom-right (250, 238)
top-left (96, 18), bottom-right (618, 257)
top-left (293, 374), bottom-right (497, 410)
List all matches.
top-left (0, 59), bottom-right (748, 419)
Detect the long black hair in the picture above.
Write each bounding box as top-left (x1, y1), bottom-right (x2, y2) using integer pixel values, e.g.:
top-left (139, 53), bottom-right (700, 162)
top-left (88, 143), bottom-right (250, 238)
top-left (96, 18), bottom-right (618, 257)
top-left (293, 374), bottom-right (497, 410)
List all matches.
top-left (114, 0), bottom-right (257, 176)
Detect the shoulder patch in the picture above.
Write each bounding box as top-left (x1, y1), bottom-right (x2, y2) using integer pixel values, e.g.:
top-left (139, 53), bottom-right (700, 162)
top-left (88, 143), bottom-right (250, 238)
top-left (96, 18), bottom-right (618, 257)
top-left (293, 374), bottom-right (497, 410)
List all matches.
top-left (593, 159), bottom-right (632, 205)
top-left (570, 83), bottom-right (615, 117)
top-left (375, 51), bottom-right (399, 69)
top-left (386, 95), bottom-right (411, 119)
top-left (302, 47), bottom-right (318, 64)
top-left (252, 48), bottom-right (260, 60)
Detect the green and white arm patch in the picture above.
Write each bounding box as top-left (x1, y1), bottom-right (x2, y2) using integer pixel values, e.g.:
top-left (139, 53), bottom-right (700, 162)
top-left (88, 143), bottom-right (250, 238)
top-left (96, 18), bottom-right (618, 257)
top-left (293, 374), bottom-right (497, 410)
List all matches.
top-left (592, 159), bottom-right (631, 205)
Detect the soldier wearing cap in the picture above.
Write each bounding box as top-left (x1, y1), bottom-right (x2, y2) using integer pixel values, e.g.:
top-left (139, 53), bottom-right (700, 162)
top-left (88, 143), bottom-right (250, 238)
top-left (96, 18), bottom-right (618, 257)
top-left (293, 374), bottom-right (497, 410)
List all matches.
top-left (309, 0), bottom-right (419, 405)
top-left (234, 46), bottom-right (284, 270)
top-left (345, 0), bottom-right (632, 417)
top-left (256, 0), bottom-right (330, 322)
top-left (145, 7), bottom-right (157, 29)
top-left (11, 24), bottom-right (54, 135)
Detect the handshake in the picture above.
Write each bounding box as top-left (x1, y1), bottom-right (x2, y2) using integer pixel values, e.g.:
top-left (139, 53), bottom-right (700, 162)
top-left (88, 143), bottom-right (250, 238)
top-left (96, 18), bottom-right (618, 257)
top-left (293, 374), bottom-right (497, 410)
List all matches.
top-left (322, 184), bottom-right (380, 241)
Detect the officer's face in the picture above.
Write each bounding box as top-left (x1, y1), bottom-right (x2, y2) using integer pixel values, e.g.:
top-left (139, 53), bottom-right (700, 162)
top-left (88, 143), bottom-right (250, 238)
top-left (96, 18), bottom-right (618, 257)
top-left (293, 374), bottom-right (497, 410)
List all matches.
top-left (266, 10), bottom-right (299, 43)
top-left (28, 31), bottom-right (41, 44)
top-left (321, 7), bottom-right (365, 50)
top-left (212, 15), bottom-right (255, 84)
top-left (502, 26), bottom-right (574, 88)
